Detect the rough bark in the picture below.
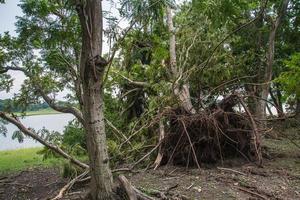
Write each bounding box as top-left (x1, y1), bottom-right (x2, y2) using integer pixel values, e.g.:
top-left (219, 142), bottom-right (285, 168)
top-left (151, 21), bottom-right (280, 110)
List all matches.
top-left (76, 0), bottom-right (113, 199)
top-left (260, 0), bottom-right (290, 121)
top-left (166, 6), bottom-right (195, 114)
top-left (153, 120), bottom-right (165, 170)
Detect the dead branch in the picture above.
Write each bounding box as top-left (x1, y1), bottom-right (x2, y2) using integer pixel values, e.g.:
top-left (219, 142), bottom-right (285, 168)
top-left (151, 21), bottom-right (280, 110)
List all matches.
top-left (105, 118), bottom-right (133, 147)
top-left (153, 120), bottom-right (166, 170)
top-left (238, 97), bottom-right (262, 165)
top-left (217, 167), bottom-right (247, 176)
top-left (235, 186), bottom-right (268, 200)
top-left (51, 171), bottom-right (89, 200)
top-left (180, 119), bottom-right (201, 169)
top-left (118, 175), bottom-right (138, 200)
top-left (132, 141), bottom-right (163, 169)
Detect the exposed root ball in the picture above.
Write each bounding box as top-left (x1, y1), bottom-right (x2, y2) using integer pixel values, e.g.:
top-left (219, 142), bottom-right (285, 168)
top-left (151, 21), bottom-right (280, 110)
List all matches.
top-left (160, 95), bottom-right (258, 166)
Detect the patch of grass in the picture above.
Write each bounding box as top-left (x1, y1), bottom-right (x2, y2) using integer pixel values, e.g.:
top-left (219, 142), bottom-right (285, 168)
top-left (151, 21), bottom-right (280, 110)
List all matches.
top-left (0, 147), bottom-right (61, 174)
top-left (14, 108), bottom-right (60, 116)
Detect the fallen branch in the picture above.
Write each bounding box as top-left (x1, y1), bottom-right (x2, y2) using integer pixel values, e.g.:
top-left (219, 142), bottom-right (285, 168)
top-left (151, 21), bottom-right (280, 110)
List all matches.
top-left (51, 170), bottom-right (89, 200)
top-left (217, 167), bottom-right (247, 176)
top-left (132, 141), bottom-right (162, 169)
top-left (105, 118), bottom-right (133, 147)
top-left (153, 120), bottom-right (165, 170)
top-left (0, 112), bottom-right (89, 169)
top-left (238, 97), bottom-right (262, 165)
top-left (118, 175), bottom-right (155, 200)
top-left (118, 175), bottom-right (138, 200)
top-left (235, 186), bottom-right (268, 200)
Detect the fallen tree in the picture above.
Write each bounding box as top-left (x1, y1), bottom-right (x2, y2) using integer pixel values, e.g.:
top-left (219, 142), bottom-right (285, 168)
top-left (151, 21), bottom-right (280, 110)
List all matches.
top-left (155, 94), bottom-right (262, 168)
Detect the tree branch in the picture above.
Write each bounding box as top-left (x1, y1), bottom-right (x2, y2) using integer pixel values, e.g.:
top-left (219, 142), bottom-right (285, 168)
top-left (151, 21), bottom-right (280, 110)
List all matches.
top-left (36, 86), bottom-right (85, 125)
top-left (0, 66), bottom-right (27, 74)
top-left (113, 71), bottom-right (150, 87)
top-left (0, 64), bottom-right (85, 124)
top-left (0, 112), bottom-right (89, 169)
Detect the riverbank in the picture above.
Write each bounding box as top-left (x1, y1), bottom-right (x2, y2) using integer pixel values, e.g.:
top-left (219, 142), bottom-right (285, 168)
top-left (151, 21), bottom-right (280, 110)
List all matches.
top-left (1, 138), bottom-right (299, 200)
top-left (0, 147), bottom-right (60, 174)
top-left (14, 108), bottom-right (60, 117)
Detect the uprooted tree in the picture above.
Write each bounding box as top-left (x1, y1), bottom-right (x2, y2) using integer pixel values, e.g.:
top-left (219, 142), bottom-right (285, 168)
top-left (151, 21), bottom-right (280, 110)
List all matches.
top-left (0, 0), bottom-right (299, 199)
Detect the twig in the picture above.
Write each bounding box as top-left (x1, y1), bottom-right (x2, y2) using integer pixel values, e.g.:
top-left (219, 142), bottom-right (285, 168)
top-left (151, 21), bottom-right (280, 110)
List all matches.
top-left (166, 184), bottom-right (179, 193)
top-left (132, 141), bottom-right (162, 169)
top-left (236, 186), bottom-right (268, 200)
top-left (217, 167), bottom-right (247, 176)
top-left (180, 119), bottom-right (201, 169)
top-left (238, 97), bottom-right (262, 165)
top-left (186, 183), bottom-right (194, 190)
top-left (5, 182), bottom-right (33, 188)
top-left (51, 171), bottom-right (89, 200)
top-left (105, 118), bottom-right (133, 147)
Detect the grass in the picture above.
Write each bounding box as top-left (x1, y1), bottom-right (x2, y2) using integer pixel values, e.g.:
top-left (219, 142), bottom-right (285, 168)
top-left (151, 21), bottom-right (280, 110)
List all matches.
top-left (14, 108), bottom-right (60, 116)
top-left (0, 147), bottom-right (61, 174)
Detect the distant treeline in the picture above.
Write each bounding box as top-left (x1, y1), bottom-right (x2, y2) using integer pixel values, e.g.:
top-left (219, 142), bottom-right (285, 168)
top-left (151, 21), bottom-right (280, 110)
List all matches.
top-left (0, 99), bottom-right (49, 112)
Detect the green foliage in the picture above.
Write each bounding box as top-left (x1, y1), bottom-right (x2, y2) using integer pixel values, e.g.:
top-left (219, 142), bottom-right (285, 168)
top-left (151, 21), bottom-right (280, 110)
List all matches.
top-left (61, 161), bottom-right (83, 178)
top-left (62, 120), bottom-right (86, 149)
top-left (0, 0), bottom-right (299, 173)
top-left (0, 99), bottom-right (50, 113)
top-left (12, 130), bottom-right (25, 143)
top-left (276, 53), bottom-right (300, 100)
top-left (0, 119), bottom-right (8, 137)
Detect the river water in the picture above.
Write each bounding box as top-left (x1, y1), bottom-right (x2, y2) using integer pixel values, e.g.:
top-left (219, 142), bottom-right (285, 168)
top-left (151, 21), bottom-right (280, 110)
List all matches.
top-left (0, 114), bottom-right (74, 151)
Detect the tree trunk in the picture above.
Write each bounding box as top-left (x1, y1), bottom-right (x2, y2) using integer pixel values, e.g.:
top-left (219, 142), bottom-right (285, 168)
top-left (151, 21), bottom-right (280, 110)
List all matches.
top-left (259, 0), bottom-right (289, 122)
top-left (269, 85), bottom-right (284, 116)
top-left (76, 0), bottom-right (113, 199)
top-left (266, 103), bottom-right (274, 117)
top-left (166, 6), bottom-right (195, 114)
top-left (296, 99), bottom-right (300, 120)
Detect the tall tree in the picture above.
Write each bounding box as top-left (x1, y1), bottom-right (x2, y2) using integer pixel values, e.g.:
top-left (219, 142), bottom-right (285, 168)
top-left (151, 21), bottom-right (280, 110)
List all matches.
top-left (0, 0), bottom-right (115, 199)
top-left (258, 0), bottom-right (290, 121)
top-left (75, 0), bottom-right (113, 199)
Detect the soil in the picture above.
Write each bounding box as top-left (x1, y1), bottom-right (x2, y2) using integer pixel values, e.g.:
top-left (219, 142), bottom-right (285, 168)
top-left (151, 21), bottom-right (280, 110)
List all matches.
top-left (1, 121), bottom-right (299, 200)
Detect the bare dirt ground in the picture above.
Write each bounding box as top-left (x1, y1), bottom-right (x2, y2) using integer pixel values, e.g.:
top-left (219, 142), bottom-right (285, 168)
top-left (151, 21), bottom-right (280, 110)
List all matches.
top-left (1, 121), bottom-right (299, 200)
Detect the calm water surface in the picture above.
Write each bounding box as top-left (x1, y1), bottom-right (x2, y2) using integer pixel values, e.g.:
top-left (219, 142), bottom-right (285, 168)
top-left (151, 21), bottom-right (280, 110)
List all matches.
top-left (0, 114), bottom-right (74, 151)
